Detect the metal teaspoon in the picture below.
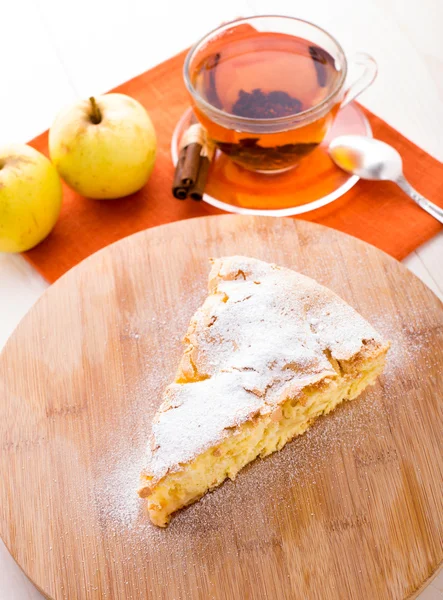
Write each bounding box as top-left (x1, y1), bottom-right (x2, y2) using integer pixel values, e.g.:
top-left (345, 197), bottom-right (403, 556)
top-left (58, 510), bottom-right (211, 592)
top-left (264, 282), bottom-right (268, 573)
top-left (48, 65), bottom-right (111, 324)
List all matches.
top-left (329, 135), bottom-right (443, 224)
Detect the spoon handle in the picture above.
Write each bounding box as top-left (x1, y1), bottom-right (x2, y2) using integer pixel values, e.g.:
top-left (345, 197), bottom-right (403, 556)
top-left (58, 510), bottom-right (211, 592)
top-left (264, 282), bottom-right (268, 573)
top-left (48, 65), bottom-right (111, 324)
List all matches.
top-left (396, 176), bottom-right (443, 224)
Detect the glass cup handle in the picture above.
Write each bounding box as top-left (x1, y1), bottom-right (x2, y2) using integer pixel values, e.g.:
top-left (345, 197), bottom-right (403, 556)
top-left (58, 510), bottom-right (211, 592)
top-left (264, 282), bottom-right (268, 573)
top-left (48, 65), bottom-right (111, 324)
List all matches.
top-left (341, 52), bottom-right (378, 107)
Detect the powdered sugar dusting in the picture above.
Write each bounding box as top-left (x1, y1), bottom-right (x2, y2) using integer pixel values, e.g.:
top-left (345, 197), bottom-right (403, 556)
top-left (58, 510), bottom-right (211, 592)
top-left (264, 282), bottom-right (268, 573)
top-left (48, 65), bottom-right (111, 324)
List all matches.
top-left (93, 282), bottom-right (203, 532)
top-left (147, 256), bottom-right (387, 482)
top-left (95, 254), bottom-right (440, 539)
top-left (97, 381), bottom-right (387, 540)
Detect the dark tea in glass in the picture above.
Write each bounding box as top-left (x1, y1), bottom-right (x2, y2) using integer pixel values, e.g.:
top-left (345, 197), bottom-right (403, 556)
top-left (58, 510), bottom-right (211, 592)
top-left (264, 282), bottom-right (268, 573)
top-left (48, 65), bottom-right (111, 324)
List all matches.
top-left (184, 17), bottom-right (376, 173)
top-left (190, 30), bottom-right (340, 171)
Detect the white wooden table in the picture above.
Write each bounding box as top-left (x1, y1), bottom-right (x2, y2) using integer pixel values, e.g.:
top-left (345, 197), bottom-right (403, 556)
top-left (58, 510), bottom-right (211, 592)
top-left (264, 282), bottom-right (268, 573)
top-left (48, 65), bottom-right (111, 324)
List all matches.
top-left (0, 1), bottom-right (442, 598)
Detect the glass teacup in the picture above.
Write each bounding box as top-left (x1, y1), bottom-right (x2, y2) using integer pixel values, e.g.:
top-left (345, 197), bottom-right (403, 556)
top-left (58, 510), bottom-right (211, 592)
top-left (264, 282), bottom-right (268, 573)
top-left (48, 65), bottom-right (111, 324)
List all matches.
top-left (184, 16), bottom-right (377, 173)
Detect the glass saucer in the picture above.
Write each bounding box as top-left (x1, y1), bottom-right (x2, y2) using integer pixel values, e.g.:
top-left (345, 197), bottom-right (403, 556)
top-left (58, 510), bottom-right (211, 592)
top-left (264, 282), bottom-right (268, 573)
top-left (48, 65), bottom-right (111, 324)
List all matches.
top-left (171, 103), bottom-right (371, 216)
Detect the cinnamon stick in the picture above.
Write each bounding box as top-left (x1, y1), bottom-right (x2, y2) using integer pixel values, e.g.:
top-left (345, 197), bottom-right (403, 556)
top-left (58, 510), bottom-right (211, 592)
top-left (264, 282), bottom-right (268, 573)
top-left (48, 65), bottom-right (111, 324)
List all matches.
top-left (180, 142), bottom-right (202, 187)
top-left (172, 118), bottom-right (214, 200)
top-left (172, 147), bottom-right (189, 199)
top-left (172, 117), bottom-right (201, 198)
top-left (189, 156), bottom-right (211, 201)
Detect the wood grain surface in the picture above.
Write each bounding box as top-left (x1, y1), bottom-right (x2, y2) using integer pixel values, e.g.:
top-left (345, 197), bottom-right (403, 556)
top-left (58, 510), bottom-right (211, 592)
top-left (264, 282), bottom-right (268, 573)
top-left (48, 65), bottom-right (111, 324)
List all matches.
top-left (0, 215), bottom-right (442, 600)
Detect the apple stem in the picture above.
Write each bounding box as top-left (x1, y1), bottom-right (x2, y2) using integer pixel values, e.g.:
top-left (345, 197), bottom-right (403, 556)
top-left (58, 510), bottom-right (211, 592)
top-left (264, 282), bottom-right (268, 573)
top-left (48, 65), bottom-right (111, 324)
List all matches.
top-left (89, 97), bottom-right (102, 124)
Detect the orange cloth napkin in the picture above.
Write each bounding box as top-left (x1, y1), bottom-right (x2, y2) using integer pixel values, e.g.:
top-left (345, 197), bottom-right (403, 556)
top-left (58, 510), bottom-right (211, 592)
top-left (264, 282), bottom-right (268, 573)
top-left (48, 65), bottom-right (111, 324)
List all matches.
top-left (26, 50), bottom-right (443, 283)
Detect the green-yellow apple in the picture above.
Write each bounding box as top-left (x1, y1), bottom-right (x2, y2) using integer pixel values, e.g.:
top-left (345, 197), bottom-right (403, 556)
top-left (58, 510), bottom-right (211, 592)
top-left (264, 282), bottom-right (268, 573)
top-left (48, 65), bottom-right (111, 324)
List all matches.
top-left (0, 144), bottom-right (62, 253)
top-left (49, 93), bottom-right (157, 199)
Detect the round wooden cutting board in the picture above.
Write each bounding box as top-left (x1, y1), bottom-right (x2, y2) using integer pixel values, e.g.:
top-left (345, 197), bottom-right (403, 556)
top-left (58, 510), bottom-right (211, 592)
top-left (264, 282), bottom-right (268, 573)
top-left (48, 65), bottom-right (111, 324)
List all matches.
top-left (0, 216), bottom-right (442, 600)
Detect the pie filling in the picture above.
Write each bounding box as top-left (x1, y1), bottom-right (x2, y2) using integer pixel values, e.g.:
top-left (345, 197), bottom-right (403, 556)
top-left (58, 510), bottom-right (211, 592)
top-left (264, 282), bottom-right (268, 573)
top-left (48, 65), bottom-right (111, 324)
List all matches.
top-left (140, 353), bottom-right (386, 527)
top-left (139, 256), bottom-right (389, 527)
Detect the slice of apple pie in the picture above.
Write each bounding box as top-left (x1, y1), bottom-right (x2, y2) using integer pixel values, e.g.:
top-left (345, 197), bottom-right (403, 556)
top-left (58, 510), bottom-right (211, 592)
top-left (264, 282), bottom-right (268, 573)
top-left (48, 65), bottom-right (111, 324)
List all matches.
top-left (139, 256), bottom-right (389, 527)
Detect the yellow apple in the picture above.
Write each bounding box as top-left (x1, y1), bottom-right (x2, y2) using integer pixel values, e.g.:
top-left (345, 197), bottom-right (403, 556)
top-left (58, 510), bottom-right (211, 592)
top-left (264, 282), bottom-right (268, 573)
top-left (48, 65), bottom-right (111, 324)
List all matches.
top-left (0, 144), bottom-right (62, 253)
top-left (49, 93), bottom-right (156, 199)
